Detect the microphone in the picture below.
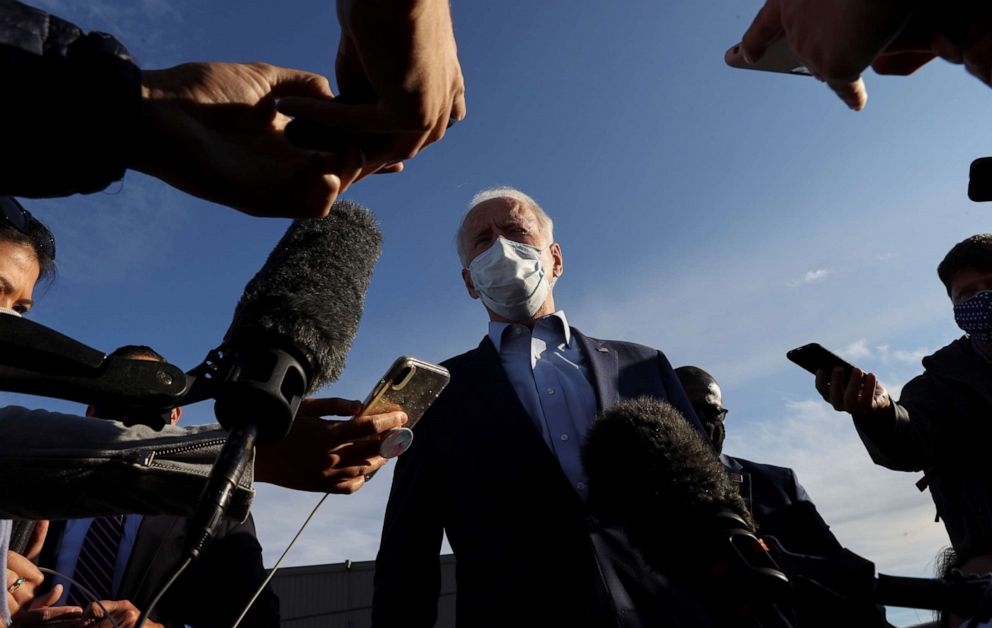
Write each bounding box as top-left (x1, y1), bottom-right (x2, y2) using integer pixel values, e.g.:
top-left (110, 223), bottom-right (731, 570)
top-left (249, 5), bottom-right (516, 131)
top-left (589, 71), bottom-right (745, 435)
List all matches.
top-left (185, 199), bottom-right (382, 560)
top-left (203, 198), bottom-right (382, 442)
top-left (582, 397), bottom-right (794, 626)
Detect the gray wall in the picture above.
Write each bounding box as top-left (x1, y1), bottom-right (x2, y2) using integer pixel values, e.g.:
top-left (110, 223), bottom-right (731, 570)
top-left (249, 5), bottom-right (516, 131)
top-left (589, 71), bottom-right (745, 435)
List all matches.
top-left (269, 555), bottom-right (456, 628)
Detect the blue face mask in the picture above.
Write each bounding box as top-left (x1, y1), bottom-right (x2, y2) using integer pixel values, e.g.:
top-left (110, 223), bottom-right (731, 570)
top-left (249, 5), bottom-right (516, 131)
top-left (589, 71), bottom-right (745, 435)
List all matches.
top-left (954, 290), bottom-right (992, 343)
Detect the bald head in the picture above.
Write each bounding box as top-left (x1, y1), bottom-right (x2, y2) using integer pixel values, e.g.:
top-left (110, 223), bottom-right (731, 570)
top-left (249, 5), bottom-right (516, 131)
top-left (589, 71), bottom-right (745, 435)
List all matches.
top-left (675, 366), bottom-right (727, 453)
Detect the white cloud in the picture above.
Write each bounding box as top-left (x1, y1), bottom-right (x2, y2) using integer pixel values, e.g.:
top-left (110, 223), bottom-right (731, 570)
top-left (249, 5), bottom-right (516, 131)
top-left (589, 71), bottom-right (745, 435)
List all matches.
top-left (841, 338), bottom-right (872, 360)
top-left (787, 268), bottom-right (831, 288)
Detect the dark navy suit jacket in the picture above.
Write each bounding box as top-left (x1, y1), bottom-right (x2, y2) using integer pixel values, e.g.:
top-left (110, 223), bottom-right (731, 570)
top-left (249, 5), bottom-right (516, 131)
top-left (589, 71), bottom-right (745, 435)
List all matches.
top-left (372, 329), bottom-right (710, 628)
top-left (720, 454), bottom-right (843, 559)
top-left (39, 515), bottom-right (279, 627)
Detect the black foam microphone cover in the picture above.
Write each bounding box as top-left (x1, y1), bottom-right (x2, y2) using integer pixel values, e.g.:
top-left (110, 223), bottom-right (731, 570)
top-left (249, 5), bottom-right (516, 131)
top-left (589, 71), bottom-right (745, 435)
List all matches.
top-left (582, 397), bottom-right (753, 569)
top-left (215, 200), bottom-right (382, 441)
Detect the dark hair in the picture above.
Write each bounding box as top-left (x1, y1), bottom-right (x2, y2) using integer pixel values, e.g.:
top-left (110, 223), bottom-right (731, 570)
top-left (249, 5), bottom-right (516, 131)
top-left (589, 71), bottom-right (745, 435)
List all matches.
top-left (109, 344), bottom-right (166, 362)
top-left (0, 219), bottom-right (56, 282)
top-left (937, 234), bottom-right (992, 296)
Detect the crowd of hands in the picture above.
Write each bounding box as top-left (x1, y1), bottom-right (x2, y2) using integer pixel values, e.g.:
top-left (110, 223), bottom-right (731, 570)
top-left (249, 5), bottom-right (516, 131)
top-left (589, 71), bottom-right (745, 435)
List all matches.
top-left (5, 0), bottom-right (992, 624)
top-left (127, 0), bottom-right (992, 223)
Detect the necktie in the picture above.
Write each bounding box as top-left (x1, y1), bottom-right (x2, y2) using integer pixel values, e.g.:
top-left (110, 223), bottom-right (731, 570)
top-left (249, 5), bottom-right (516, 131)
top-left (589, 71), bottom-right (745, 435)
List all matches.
top-left (66, 515), bottom-right (125, 605)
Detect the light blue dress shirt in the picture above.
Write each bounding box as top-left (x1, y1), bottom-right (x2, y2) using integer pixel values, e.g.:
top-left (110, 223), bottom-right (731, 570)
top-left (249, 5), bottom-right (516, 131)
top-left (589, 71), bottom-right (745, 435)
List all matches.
top-left (489, 311), bottom-right (597, 500)
top-left (53, 515), bottom-right (144, 605)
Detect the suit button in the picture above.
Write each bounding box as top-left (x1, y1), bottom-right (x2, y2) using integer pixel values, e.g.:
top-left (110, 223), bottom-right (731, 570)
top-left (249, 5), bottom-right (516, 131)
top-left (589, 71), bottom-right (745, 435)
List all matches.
top-left (560, 433), bottom-right (569, 441)
top-left (546, 388), bottom-right (555, 395)
top-left (576, 482), bottom-right (586, 491)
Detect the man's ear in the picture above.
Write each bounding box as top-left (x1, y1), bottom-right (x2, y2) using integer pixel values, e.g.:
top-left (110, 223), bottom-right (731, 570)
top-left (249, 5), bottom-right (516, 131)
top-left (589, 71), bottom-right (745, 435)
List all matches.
top-left (85, 405), bottom-right (95, 417)
top-left (170, 406), bottom-right (182, 426)
top-left (462, 268), bottom-right (480, 299)
top-left (549, 242), bottom-right (564, 283)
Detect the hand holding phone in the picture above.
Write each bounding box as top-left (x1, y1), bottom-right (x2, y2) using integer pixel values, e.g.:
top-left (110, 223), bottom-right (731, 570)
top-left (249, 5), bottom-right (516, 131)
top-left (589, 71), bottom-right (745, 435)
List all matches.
top-left (357, 356), bottom-right (450, 459)
top-left (787, 343), bottom-right (890, 415)
top-left (725, 38), bottom-right (812, 77)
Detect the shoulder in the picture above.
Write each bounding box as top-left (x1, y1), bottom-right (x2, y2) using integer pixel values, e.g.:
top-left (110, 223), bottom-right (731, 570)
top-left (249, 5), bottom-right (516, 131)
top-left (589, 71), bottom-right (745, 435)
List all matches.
top-left (727, 455), bottom-right (800, 485)
top-left (573, 330), bottom-right (666, 359)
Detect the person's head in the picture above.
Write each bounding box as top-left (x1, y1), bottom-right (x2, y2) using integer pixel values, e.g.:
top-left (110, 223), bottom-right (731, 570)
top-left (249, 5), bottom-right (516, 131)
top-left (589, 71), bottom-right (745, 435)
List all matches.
top-left (674, 366), bottom-right (727, 453)
top-left (938, 234), bottom-right (992, 304)
top-left (456, 187), bottom-right (563, 325)
top-left (939, 234), bottom-right (992, 348)
top-left (0, 196), bottom-right (56, 315)
top-left (86, 345), bottom-right (182, 426)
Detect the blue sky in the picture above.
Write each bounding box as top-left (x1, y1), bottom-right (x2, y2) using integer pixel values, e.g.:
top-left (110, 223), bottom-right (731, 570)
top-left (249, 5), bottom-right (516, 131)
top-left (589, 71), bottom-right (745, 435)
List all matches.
top-left (7, 1), bottom-right (992, 624)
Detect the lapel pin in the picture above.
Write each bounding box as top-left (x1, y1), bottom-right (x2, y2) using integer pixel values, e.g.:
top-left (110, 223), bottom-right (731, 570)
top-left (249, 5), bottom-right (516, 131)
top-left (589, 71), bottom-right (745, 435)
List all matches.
top-left (597, 347), bottom-right (609, 353)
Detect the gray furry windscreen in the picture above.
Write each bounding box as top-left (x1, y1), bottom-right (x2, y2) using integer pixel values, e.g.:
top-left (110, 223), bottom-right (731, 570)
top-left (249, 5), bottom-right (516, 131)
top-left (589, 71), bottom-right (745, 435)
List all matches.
top-left (223, 200), bottom-right (383, 392)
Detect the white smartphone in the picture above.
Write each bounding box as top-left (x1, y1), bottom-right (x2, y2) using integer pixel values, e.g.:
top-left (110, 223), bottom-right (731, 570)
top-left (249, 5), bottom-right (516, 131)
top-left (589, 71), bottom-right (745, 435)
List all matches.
top-left (725, 38), bottom-right (812, 77)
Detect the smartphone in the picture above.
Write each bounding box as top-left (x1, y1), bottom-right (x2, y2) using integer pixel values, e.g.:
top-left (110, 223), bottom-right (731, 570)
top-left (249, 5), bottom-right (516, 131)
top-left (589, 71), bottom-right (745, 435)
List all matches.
top-left (787, 343), bottom-right (855, 379)
top-left (357, 356), bottom-right (450, 458)
top-left (725, 38), bottom-right (813, 77)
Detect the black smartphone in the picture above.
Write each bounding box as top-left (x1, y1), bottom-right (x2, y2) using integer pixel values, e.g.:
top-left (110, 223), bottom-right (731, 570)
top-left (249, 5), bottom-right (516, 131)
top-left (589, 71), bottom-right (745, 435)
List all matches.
top-left (786, 343), bottom-right (856, 379)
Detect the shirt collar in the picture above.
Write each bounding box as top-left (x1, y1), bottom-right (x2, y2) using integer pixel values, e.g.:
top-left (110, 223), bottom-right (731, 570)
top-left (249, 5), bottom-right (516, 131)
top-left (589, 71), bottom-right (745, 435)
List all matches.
top-left (488, 310), bottom-right (571, 353)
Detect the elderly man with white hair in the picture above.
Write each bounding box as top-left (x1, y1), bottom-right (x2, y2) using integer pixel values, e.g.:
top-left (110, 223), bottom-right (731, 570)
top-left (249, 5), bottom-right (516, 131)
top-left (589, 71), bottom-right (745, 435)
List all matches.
top-left (371, 187), bottom-right (708, 628)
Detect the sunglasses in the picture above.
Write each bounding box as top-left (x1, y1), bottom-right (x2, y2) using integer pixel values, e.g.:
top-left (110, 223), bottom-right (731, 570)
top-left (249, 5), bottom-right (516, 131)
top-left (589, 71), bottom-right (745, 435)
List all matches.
top-left (0, 196), bottom-right (56, 261)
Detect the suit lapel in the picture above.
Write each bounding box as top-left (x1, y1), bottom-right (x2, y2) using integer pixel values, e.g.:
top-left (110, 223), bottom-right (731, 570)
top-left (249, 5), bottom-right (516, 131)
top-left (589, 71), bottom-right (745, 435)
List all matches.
top-left (573, 329), bottom-right (619, 412)
top-left (459, 337), bottom-right (586, 506)
top-left (117, 516), bottom-right (185, 606)
top-left (460, 337), bottom-right (548, 448)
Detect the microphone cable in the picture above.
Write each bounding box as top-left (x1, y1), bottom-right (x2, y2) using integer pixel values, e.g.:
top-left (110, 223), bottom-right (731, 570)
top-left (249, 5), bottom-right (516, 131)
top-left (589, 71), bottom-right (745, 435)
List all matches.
top-left (231, 492), bottom-right (330, 628)
top-left (37, 567), bottom-right (121, 628)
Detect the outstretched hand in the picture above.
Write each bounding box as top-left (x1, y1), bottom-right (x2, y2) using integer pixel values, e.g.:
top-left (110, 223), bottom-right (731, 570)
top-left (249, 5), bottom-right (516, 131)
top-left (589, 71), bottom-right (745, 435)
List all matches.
top-left (133, 62), bottom-right (359, 218)
top-left (278, 0), bottom-right (466, 174)
top-left (254, 397), bottom-right (407, 494)
top-left (814, 367), bottom-right (891, 416)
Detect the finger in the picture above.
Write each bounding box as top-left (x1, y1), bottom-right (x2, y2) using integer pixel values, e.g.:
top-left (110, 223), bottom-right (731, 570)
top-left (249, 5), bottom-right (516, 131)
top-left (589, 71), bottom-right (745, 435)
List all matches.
top-left (871, 51), bottom-right (937, 75)
top-left (277, 99), bottom-right (433, 135)
top-left (265, 65), bottom-right (335, 100)
top-left (331, 411), bottom-right (408, 441)
top-left (741, 0), bottom-right (784, 63)
top-left (25, 520), bottom-right (49, 562)
top-left (963, 35), bottom-right (992, 87)
top-left (829, 368), bottom-right (848, 411)
top-left (373, 162), bottom-right (405, 175)
top-left (843, 368), bottom-right (865, 411)
top-left (23, 603), bottom-right (84, 623)
top-left (300, 397), bottom-right (362, 418)
top-left (451, 80), bottom-right (467, 123)
top-left (860, 372), bottom-right (880, 412)
top-left (28, 583), bottom-right (63, 609)
top-left (814, 369), bottom-right (831, 401)
top-left (7, 551), bottom-right (43, 584)
top-left (825, 76), bottom-right (868, 111)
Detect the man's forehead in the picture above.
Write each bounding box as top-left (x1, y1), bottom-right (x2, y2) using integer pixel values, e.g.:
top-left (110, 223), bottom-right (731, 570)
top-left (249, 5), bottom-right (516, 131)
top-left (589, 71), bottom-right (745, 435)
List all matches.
top-left (464, 197), bottom-right (538, 228)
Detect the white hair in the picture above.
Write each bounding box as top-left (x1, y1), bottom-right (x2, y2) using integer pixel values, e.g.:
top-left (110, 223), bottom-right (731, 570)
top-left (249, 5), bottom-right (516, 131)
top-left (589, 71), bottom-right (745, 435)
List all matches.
top-left (456, 186), bottom-right (555, 267)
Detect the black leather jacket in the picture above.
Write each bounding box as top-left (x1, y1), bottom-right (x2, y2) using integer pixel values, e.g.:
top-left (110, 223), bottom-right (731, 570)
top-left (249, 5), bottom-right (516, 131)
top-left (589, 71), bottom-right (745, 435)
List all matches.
top-left (0, 0), bottom-right (141, 197)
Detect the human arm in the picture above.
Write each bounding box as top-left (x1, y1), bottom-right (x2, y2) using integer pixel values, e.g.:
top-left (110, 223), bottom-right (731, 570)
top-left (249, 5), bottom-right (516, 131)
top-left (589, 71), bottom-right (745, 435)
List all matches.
top-left (0, 398), bottom-right (404, 520)
top-left (815, 367), bottom-right (933, 470)
top-left (278, 0), bottom-right (466, 174)
top-left (6, 552), bottom-right (83, 626)
top-left (0, 1), bottom-right (351, 217)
